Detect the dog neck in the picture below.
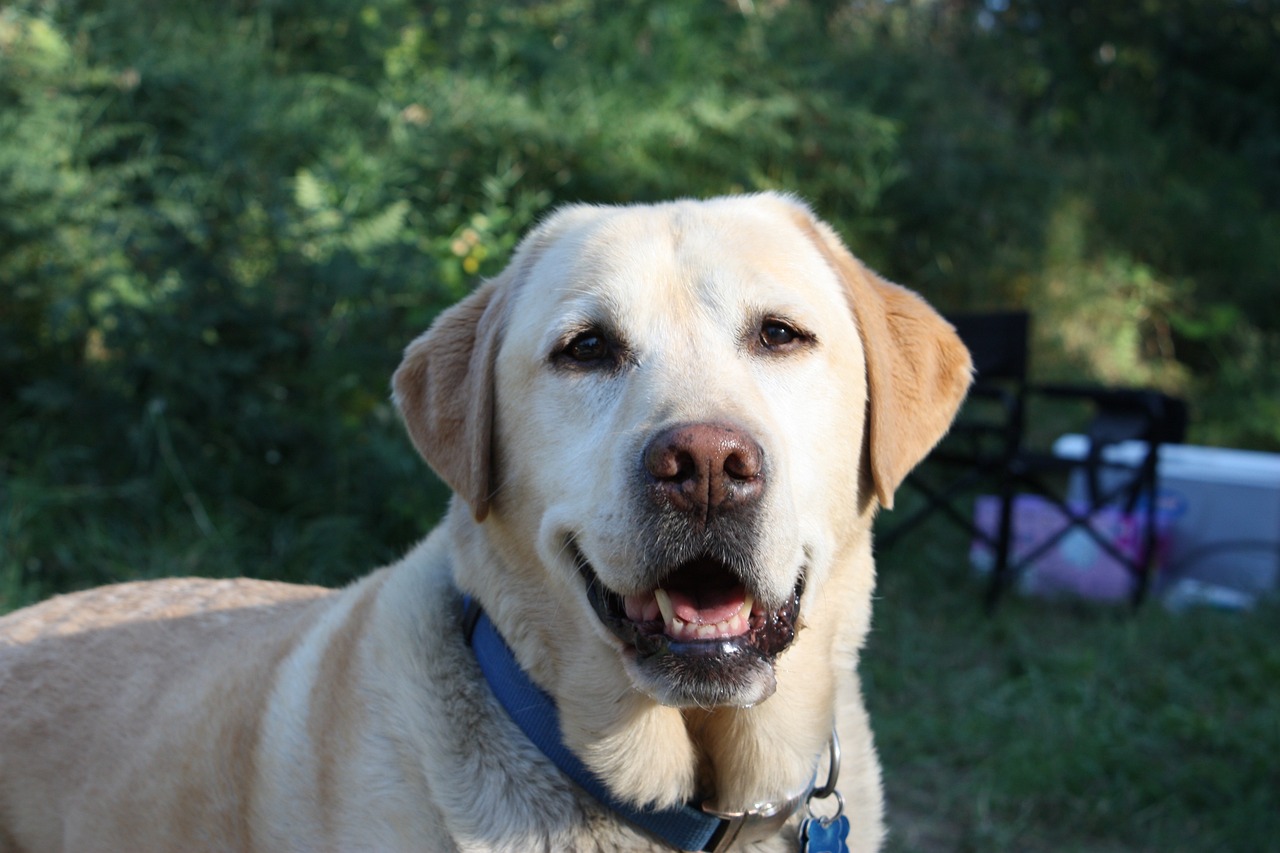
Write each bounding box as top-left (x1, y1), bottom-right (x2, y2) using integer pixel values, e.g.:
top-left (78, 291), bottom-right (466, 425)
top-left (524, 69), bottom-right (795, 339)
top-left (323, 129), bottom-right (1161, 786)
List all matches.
top-left (461, 596), bottom-right (826, 851)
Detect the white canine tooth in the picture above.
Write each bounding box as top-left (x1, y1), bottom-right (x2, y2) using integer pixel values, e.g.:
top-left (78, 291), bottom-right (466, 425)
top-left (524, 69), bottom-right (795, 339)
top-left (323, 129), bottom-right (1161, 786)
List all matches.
top-left (740, 593), bottom-right (754, 618)
top-left (654, 588), bottom-right (676, 626)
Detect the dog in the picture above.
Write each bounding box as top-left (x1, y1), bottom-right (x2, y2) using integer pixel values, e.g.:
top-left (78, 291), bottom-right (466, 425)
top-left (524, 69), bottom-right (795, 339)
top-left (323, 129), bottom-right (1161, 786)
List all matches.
top-left (0, 193), bottom-right (971, 852)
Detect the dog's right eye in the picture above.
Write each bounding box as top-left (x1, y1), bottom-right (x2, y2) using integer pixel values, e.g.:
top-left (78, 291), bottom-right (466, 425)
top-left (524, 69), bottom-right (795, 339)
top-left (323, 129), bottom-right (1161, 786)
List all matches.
top-left (555, 329), bottom-right (615, 368)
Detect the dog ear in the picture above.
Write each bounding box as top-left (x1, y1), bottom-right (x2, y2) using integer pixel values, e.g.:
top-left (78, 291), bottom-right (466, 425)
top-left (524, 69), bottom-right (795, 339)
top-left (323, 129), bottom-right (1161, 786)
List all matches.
top-left (393, 276), bottom-right (510, 522)
top-left (786, 204), bottom-right (973, 509)
top-left (391, 206), bottom-right (591, 521)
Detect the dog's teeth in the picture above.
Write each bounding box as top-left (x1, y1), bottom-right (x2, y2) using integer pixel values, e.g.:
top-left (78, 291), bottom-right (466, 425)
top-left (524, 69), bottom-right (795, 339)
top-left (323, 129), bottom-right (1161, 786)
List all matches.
top-left (654, 588), bottom-right (756, 641)
top-left (654, 588), bottom-right (676, 626)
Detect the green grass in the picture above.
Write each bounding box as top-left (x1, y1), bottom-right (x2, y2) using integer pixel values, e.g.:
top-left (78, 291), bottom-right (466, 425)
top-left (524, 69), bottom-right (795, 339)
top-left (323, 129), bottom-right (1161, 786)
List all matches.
top-left (4, 478), bottom-right (1277, 852)
top-left (0, 471), bottom-right (440, 612)
top-left (864, 517), bottom-right (1280, 852)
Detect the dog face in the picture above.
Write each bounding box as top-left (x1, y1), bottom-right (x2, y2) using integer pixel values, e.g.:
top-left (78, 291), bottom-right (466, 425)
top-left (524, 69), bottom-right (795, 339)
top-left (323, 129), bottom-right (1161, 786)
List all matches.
top-left (394, 194), bottom-right (971, 715)
top-left (489, 199), bottom-right (873, 708)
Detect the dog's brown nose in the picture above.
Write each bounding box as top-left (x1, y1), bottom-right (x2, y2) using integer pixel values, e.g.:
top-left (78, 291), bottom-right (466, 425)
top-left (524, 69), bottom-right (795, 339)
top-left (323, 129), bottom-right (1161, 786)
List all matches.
top-left (643, 423), bottom-right (764, 519)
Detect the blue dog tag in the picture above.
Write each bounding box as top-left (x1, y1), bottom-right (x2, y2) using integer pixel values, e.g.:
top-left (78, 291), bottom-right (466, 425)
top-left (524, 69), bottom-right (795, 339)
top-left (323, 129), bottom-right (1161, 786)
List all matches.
top-left (800, 814), bottom-right (851, 853)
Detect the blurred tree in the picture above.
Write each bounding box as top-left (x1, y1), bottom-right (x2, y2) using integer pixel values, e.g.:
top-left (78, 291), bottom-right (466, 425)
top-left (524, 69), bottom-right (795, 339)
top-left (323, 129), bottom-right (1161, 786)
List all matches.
top-left (2, 0), bottom-right (1278, 604)
top-left (940, 0), bottom-right (1280, 443)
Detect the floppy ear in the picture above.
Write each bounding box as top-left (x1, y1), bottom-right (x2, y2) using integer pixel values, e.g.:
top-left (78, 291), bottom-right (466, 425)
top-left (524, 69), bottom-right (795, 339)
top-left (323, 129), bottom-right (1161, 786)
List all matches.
top-left (788, 206), bottom-right (973, 509)
top-left (392, 204), bottom-right (601, 521)
top-left (392, 277), bottom-right (510, 522)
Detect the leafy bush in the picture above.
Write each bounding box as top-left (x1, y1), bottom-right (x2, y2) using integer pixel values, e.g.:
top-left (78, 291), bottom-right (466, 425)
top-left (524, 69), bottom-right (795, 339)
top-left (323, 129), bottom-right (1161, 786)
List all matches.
top-left (2, 0), bottom-right (1279, 606)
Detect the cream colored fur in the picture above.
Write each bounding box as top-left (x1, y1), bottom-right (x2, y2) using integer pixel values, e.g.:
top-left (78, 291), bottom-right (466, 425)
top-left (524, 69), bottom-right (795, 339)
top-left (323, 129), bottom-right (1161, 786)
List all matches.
top-left (0, 193), bottom-right (970, 852)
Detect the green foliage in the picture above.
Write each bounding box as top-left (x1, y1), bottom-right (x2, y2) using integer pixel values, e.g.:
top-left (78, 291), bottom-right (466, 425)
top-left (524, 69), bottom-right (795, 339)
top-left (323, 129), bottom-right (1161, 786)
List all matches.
top-left (2, 0), bottom-right (1279, 608)
top-left (0, 2), bottom-right (457, 599)
top-left (0, 0), bottom-right (904, 602)
top-left (942, 0), bottom-right (1280, 431)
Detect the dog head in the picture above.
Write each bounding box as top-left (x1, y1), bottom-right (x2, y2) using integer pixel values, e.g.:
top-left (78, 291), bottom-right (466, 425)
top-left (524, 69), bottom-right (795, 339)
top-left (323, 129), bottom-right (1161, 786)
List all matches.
top-left (395, 194), bottom-right (970, 715)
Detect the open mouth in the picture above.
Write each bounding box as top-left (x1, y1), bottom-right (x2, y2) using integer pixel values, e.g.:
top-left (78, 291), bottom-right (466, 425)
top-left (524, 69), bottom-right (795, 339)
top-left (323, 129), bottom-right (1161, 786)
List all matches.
top-left (575, 545), bottom-right (802, 668)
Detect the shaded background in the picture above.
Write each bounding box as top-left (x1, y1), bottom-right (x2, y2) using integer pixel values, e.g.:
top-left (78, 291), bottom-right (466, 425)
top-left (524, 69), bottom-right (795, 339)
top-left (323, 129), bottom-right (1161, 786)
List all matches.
top-left (2, 1), bottom-right (1278, 849)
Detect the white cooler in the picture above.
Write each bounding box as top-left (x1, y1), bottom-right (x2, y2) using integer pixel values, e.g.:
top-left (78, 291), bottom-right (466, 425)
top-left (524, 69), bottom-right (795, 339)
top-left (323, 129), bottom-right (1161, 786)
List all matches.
top-left (1054, 435), bottom-right (1280, 596)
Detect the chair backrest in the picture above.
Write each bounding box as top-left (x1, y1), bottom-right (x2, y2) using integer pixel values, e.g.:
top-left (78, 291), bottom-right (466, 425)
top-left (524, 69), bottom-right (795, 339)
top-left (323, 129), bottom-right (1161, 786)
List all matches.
top-left (948, 311), bottom-right (1030, 384)
top-left (1085, 389), bottom-right (1189, 447)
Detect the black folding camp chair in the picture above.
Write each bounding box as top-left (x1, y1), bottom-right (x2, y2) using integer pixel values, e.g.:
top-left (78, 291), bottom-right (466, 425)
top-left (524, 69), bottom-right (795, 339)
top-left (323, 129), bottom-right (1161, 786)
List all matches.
top-left (879, 311), bottom-right (1187, 609)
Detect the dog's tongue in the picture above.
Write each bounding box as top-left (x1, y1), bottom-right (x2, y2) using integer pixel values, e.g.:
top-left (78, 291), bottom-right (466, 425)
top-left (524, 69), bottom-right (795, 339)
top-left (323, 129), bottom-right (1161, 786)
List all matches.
top-left (620, 561), bottom-right (755, 641)
top-left (621, 583), bottom-right (753, 641)
top-left (664, 585), bottom-right (746, 625)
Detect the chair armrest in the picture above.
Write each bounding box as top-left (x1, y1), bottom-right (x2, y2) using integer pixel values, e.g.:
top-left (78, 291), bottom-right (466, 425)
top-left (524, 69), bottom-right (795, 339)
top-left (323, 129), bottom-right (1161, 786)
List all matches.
top-left (1029, 383), bottom-right (1166, 446)
top-left (1029, 382), bottom-right (1159, 410)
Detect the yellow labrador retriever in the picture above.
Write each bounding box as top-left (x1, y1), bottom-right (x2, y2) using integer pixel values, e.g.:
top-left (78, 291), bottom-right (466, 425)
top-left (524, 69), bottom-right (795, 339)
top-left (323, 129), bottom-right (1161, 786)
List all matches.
top-left (0, 194), bottom-right (970, 852)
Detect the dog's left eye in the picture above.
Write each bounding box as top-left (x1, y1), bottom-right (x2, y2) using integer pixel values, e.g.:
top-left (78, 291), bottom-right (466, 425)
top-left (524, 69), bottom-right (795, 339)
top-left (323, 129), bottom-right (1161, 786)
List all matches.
top-left (758, 319), bottom-right (809, 352)
top-left (569, 334), bottom-right (608, 362)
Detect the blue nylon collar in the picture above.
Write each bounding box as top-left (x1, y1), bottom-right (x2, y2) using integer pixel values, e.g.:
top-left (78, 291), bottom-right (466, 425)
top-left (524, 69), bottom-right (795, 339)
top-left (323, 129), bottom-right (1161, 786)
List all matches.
top-left (462, 597), bottom-right (729, 852)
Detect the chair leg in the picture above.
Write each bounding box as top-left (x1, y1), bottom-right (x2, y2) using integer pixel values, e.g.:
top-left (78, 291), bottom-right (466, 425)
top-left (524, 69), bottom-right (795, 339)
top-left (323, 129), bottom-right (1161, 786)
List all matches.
top-left (1129, 459), bottom-right (1162, 609)
top-left (985, 478), bottom-right (1018, 611)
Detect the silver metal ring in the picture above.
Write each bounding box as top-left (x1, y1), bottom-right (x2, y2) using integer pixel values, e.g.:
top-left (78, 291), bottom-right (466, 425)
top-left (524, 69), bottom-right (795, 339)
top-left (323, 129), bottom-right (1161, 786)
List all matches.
top-left (810, 729), bottom-right (841, 800)
top-left (805, 789), bottom-right (845, 823)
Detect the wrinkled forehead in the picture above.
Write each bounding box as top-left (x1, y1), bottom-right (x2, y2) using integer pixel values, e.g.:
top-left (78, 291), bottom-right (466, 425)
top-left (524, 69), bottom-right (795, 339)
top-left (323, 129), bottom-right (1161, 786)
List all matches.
top-left (507, 202), bottom-right (851, 342)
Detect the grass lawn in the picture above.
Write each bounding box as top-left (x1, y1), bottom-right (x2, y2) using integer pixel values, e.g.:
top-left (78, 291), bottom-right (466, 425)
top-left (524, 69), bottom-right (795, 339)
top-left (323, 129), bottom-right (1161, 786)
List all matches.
top-left (864, 518), bottom-right (1280, 852)
top-left (3, 480), bottom-right (1276, 852)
